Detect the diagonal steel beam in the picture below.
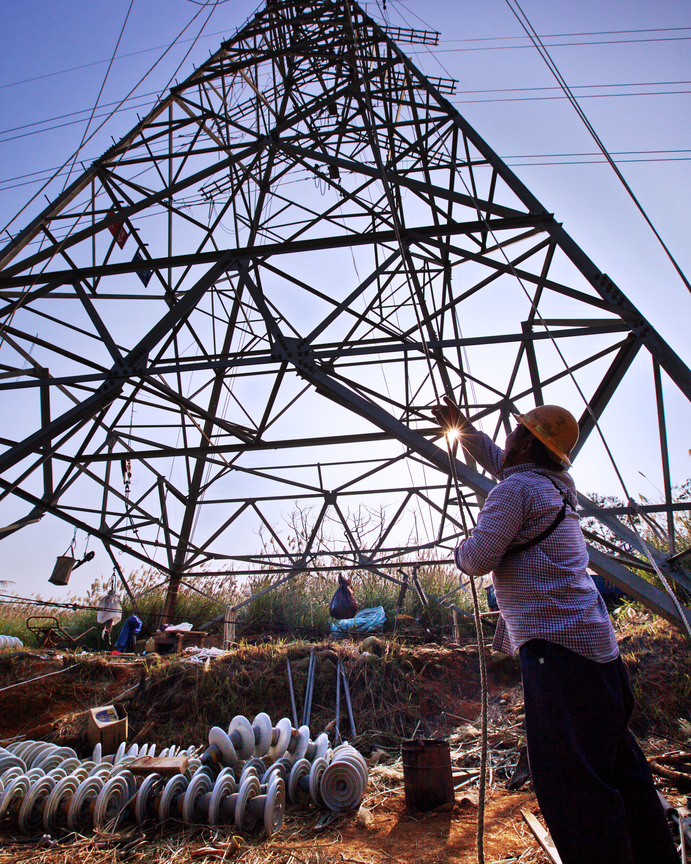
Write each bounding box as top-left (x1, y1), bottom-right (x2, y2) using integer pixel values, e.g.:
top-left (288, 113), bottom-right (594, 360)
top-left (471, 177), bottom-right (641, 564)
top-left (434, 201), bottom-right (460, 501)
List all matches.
top-left (290, 348), bottom-right (690, 632)
top-left (0, 252), bottom-right (239, 476)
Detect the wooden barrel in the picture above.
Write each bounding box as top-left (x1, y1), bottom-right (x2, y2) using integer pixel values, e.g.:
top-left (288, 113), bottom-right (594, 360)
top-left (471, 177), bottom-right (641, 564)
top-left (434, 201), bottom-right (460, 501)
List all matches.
top-left (401, 738), bottom-right (454, 812)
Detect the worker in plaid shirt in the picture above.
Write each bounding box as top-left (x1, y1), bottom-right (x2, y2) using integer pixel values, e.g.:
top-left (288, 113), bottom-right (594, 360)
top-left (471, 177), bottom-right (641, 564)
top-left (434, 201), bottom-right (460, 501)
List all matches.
top-left (434, 398), bottom-right (679, 864)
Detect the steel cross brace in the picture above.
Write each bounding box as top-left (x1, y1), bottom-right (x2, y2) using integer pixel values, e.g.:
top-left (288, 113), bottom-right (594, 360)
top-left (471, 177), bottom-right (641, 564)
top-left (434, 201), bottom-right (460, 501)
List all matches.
top-left (288, 346), bottom-right (691, 634)
top-left (0, 252), bottom-right (241, 477)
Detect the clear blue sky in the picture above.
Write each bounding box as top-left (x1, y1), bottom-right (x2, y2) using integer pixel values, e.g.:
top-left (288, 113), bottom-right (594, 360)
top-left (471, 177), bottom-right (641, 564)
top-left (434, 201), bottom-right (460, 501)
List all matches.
top-left (1, 0), bottom-right (689, 600)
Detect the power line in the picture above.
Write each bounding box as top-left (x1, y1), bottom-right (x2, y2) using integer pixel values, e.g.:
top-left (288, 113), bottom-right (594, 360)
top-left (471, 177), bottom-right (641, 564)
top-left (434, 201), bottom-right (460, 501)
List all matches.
top-left (387, 1), bottom-right (691, 46)
top-left (438, 26), bottom-right (691, 43)
top-left (504, 0), bottom-right (691, 295)
top-left (2, 80), bottom-right (689, 147)
top-left (411, 35), bottom-right (691, 54)
top-left (0, 95), bottom-right (158, 144)
top-left (0, 26), bottom-right (238, 92)
top-left (454, 79), bottom-right (691, 96)
top-left (1, 148), bottom-right (689, 200)
top-left (505, 155), bottom-right (691, 168)
top-left (61, 0), bottom-right (135, 192)
top-left (2, 3), bottom-right (689, 260)
top-left (0, 91), bottom-right (159, 137)
top-left (2, 22), bottom-right (689, 93)
top-left (0, 592), bottom-right (110, 614)
top-left (1, 0), bottom-right (228, 239)
top-left (453, 88), bottom-right (691, 105)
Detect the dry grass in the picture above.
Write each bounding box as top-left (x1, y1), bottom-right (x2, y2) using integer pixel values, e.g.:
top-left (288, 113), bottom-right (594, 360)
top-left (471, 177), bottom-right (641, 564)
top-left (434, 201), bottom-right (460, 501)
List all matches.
top-left (0, 559), bottom-right (479, 653)
top-left (614, 605), bottom-right (691, 741)
top-left (0, 613), bottom-right (686, 864)
top-left (124, 639), bottom-right (495, 754)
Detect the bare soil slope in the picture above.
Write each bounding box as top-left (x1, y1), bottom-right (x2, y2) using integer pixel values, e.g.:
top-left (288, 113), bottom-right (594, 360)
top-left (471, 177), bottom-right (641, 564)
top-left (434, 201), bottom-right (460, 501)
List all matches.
top-left (0, 609), bottom-right (686, 864)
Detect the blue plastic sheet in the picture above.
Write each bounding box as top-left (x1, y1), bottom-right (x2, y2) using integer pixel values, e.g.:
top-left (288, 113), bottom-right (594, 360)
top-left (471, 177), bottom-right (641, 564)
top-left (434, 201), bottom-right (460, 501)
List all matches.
top-left (114, 614), bottom-right (142, 652)
top-left (590, 572), bottom-right (629, 605)
top-left (330, 605), bottom-right (386, 637)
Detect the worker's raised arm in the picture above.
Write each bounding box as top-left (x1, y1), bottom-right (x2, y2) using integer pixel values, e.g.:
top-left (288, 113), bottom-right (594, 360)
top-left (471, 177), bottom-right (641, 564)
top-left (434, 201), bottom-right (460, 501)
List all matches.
top-left (432, 396), bottom-right (504, 479)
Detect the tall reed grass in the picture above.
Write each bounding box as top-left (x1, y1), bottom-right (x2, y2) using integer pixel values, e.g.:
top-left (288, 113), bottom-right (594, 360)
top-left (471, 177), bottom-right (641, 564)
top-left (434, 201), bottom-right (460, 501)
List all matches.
top-left (0, 552), bottom-right (479, 650)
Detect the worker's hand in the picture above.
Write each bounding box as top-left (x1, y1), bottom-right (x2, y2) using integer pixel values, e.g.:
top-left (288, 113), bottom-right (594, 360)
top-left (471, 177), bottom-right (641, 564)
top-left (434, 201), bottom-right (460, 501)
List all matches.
top-left (432, 395), bottom-right (468, 431)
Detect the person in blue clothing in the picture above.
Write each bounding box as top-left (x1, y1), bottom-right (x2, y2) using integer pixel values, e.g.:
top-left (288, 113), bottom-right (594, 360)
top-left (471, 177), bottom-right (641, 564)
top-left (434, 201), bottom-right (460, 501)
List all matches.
top-left (433, 397), bottom-right (679, 864)
top-left (113, 614), bottom-right (142, 654)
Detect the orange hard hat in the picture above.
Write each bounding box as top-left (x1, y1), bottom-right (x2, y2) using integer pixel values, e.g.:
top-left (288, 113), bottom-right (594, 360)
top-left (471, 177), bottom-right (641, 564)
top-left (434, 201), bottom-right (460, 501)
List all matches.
top-left (513, 405), bottom-right (579, 466)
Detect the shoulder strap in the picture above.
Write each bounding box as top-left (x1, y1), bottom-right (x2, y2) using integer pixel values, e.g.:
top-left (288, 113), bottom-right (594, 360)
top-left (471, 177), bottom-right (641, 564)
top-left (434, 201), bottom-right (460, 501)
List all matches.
top-left (504, 474), bottom-right (573, 557)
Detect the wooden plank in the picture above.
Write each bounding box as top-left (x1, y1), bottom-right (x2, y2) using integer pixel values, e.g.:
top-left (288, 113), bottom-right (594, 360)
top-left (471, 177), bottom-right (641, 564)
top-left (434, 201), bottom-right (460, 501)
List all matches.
top-left (521, 808), bottom-right (563, 864)
top-left (223, 608), bottom-right (236, 648)
top-left (126, 755), bottom-right (188, 776)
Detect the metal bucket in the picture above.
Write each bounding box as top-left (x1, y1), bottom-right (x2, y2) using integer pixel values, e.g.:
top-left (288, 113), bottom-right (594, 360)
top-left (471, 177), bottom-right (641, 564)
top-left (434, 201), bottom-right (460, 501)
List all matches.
top-left (49, 555), bottom-right (76, 586)
top-left (401, 738), bottom-right (454, 812)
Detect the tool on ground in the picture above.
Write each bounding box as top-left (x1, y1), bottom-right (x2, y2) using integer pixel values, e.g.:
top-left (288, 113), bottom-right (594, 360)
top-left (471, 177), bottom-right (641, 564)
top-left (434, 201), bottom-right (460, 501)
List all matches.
top-left (335, 659), bottom-right (341, 744)
top-left (340, 665), bottom-right (356, 738)
top-left (302, 649), bottom-right (316, 727)
top-left (286, 658), bottom-right (298, 728)
top-left (26, 616), bottom-right (95, 650)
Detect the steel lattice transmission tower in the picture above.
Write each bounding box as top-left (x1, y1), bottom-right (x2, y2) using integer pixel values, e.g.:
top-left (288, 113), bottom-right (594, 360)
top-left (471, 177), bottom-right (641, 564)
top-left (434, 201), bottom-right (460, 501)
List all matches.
top-left (1, 0), bottom-right (689, 628)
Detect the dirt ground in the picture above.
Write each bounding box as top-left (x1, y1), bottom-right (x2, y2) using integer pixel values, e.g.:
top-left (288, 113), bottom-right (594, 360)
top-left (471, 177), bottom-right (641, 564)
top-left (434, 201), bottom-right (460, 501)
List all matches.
top-left (307, 788), bottom-right (542, 863)
top-left (0, 794), bottom-right (546, 864)
top-left (0, 629), bottom-right (686, 864)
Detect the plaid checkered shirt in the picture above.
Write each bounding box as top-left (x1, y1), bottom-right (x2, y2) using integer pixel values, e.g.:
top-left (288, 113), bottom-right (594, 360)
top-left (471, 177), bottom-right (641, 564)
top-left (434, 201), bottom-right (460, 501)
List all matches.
top-left (454, 423), bottom-right (619, 662)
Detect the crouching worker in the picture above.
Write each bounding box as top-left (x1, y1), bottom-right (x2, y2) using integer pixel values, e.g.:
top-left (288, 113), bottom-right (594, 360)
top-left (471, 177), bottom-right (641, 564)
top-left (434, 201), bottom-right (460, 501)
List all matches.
top-left (433, 397), bottom-right (679, 864)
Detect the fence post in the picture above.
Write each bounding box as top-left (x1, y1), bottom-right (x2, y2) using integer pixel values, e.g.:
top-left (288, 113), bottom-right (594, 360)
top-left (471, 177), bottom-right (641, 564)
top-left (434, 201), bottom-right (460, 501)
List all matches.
top-left (223, 607), bottom-right (236, 648)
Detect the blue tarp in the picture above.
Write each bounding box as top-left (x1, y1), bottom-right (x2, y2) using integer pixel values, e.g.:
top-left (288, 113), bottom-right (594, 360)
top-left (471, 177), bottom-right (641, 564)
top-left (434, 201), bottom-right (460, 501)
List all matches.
top-left (590, 572), bottom-right (629, 605)
top-left (330, 605), bottom-right (386, 637)
top-left (114, 614), bottom-right (142, 652)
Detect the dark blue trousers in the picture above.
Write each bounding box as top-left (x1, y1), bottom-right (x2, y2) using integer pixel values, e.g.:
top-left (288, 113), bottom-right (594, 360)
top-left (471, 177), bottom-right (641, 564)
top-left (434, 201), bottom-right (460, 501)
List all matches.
top-left (519, 639), bottom-right (679, 864)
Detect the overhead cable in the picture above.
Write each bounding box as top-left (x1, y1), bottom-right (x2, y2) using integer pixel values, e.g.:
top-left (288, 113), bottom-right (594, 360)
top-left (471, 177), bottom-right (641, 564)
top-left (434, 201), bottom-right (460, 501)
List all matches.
top-left (3, 80), bottom-right (690, 145)
top-left (503, 0), bottom-right (691, 295)
top-left (1, 0), bottom-right (227, 239)
top-left (62, 0), bottom-right (135, 192)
